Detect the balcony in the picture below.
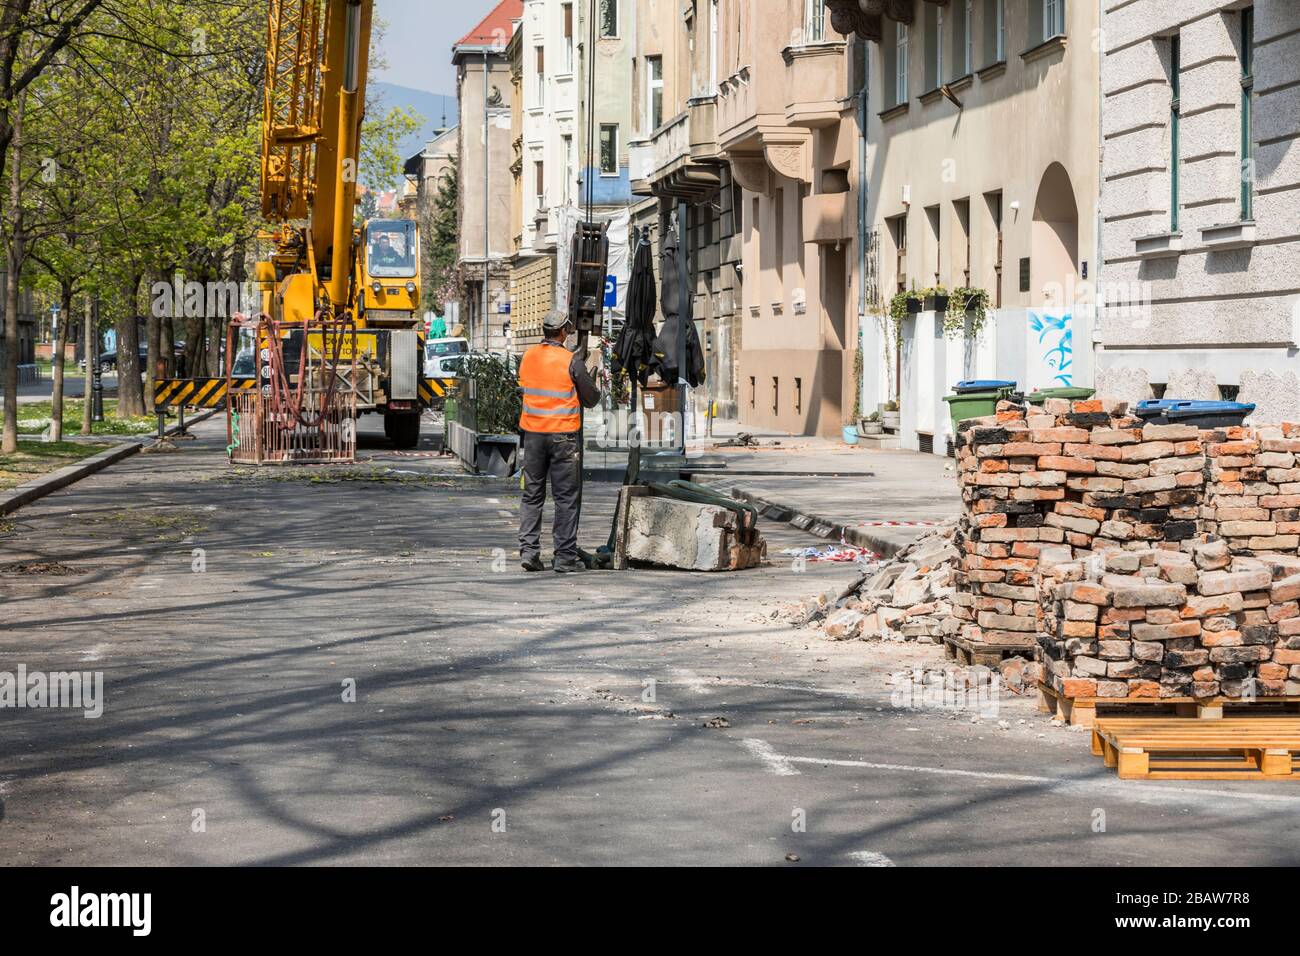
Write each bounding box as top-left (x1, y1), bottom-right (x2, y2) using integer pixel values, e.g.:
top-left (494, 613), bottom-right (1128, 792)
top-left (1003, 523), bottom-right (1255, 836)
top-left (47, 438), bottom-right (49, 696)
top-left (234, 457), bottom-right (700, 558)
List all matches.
top-left (782, 40), bottom-right (848, 128)
top-left (687, 95), bottom-right (719, 162)
top-left (802, 192), bottom-right (854, 245)
top-left (636, 109), bottom-right (720, 200)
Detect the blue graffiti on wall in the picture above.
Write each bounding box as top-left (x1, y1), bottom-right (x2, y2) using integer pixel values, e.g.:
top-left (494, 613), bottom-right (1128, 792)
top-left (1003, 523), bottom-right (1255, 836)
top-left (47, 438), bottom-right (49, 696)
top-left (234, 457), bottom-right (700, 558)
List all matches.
top-left (1028, 311), bottom-right (1072, 387)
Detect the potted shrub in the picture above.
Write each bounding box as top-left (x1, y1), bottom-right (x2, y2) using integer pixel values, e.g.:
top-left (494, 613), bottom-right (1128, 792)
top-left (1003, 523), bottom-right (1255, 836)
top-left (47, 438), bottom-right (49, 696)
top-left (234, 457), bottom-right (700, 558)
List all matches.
top-left (881, 400), bottom-right (900, 432)
top-left (860, 410), bottom-right (883, 435)
top-left (943, 287), bottom-right (991, 340)
top-left (922, 285), bottom-right (950, 313)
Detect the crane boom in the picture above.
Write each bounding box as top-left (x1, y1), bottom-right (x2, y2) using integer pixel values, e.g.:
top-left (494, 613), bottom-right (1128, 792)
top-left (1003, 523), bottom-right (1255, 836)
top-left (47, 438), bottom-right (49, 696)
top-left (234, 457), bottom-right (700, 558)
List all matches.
top-left (260, 0), bottom-right (372, 310)
top-left (232, 0), bottom-right (427, 462)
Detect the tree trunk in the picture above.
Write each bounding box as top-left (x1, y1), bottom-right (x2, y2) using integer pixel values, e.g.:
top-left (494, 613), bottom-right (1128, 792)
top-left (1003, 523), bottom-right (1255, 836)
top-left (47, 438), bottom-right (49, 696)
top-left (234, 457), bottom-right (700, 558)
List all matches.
top-left (115, 273), bottom-right (144, 417)
top-left (50, 283), bottom-right (72, 442)
top-left (1, 98), bottom-right (23, 455)
top-left (81, 295), bottom-right (92, 435)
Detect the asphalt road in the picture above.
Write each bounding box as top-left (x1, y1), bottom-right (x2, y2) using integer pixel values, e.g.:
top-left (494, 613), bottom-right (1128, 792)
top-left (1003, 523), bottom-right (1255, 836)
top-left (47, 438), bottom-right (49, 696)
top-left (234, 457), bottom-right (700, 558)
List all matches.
top-left (3, 413), bottom-right (1300, 866)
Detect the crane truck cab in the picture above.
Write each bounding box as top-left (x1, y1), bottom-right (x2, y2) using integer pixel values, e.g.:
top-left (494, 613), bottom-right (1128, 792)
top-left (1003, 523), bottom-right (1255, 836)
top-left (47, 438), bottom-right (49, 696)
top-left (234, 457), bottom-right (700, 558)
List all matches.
top-left (356, 217), bottom-right (423, 448)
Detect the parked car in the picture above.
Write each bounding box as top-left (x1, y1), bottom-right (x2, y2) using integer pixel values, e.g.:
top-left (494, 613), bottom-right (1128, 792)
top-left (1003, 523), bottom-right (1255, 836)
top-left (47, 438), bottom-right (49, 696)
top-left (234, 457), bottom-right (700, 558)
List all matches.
top-left (95, 343), bottom-right (187, 373)
top-left (423, 336), bottom-right (469, 378)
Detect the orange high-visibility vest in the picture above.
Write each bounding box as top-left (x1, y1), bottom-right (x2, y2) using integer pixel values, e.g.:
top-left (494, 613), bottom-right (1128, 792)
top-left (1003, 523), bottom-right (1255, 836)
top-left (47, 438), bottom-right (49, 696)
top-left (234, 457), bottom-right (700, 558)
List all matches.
top-left (518, 343), bottom-right (581, 433)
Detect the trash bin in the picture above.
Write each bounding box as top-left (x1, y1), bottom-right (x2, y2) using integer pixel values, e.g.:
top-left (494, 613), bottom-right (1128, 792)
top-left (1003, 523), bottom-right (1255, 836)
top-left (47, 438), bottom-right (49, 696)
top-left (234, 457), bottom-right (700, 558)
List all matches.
top-left (1133, 399), bottom-right (1179, 424)
top-left (1026, 386), bottom-right (1096, 405)
top-left (943, 380), bottom-right (1017, 436)
top-left (1134, 398), bottom-right (1255, 428)
top-left (1163, 400), bottom-right (1255, 429)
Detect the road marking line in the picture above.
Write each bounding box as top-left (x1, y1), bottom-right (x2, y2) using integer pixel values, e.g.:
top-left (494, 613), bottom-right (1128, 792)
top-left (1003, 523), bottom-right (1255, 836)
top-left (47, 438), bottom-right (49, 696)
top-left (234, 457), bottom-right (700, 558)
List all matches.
top-left (848, 850), bottom-right (895, 867)
top-left (743, 741), bottom-right (1300, 807)
top-left (80, 644), bottom-right (109, 662)
top-left (740, 738), bottom-right (801, 776)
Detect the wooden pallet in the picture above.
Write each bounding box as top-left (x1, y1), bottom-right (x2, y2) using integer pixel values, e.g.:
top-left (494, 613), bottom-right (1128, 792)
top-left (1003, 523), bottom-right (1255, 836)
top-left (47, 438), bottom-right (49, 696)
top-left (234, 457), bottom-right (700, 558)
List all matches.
top-left (1091, 716), bottom-right (1300, 780)
top-left (1037, 681), bottom-right (1300, 728)
top-left (942, 634), bottom-right (1034, 667)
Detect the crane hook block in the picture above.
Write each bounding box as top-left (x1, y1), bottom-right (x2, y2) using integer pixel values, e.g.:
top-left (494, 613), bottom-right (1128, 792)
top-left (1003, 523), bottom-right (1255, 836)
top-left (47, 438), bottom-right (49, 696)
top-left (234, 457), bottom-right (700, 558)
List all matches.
top-left (566, 220), bottom-right (609, 334)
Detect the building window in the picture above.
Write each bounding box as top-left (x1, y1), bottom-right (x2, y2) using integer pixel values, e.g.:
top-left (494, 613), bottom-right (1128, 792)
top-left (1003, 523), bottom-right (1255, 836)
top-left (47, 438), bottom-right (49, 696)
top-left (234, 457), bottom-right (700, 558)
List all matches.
top-left (889, 213), bottom-right (907, 292)
top-left (953, 0), bottom-right (972, 77)
top-left (983, 0), bottom-right (1005, 64)
top-left (772, 377), bottom-right (779, 415)
top-left (985, 191), bottom-right (1003, 307)
top-left (1042, 0), bottom-right (1065, 42)
top-left (599, 124), bottom-right (618, 175)
top-left (804, 0), bottom-right (825, 43)
top-left (895, 21), bottom-right (909, 104)
top-left (794, 378), bottom-right (803, 415)
top-left (1240, 6), bottom-right (1254, 220)
top-left (709, 0), bottom-right (719, 93)
top-left (562, 3), bottom-right (573, 73)
top-left (534, 45), bottom-right (545, 108)
top-left (561, 134), bottom-right (573, 203)
top-left (599, 0), bottom-right (617, 38)
top-left (646, 55), bottom-right (663, 131)
top-left (749, 376), bottom-right (756, 409)
top-left (1168, 34), bottom-right (1180, 232)
top-left (924, 3), bottom-right (944, 90)
top-left (534, 160), bottom-right (545, 209)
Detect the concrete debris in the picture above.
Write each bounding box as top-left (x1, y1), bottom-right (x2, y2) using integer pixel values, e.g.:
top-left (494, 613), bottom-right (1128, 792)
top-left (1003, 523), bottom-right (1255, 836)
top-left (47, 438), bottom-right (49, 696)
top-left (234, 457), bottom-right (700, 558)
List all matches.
top-left (799, 519), bottom-right (962, 643)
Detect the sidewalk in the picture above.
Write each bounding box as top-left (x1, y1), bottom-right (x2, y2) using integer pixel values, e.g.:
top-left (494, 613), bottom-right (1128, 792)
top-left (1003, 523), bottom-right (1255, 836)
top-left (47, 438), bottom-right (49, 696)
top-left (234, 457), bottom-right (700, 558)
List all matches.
top-left (686, 421), bottom-right (960, 557)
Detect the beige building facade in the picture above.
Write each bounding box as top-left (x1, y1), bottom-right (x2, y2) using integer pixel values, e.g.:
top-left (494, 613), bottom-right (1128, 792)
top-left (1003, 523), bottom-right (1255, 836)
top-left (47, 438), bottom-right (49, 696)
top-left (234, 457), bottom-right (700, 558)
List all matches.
top-left (454, 0), bottom-right (522, 353)
top-left (1094, 0), bottom-right (1300, 423)
top-left (628, 0), bottom-right (743, 419)
top-left (716, 0), bottom-right (866, 437)
top-left (833, 0), bottom-right (1099, 454)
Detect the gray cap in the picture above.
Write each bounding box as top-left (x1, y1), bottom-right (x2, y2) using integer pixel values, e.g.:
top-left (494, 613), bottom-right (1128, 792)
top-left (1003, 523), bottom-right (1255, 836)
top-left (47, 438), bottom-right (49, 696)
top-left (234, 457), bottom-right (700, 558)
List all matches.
top-left (542, 309), bottom-right (572, 331)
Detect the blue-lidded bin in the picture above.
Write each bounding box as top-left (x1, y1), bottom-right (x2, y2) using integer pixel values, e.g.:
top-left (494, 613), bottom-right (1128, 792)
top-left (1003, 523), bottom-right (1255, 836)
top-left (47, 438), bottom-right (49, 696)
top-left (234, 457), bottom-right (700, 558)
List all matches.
top-left (953, 379), bottom-right (1016, 394)
top-left (1136, 399), bottom-right (1254, 428)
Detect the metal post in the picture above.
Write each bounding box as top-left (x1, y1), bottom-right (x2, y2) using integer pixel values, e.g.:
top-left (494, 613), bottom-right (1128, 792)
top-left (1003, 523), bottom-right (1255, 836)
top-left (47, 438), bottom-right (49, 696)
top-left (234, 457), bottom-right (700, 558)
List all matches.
top-left (91, 297), bottom-right (104, 422)
top-left (483, 47), bottom-right (491, 354)
top-left (676, 200), bottom-right (689, 458)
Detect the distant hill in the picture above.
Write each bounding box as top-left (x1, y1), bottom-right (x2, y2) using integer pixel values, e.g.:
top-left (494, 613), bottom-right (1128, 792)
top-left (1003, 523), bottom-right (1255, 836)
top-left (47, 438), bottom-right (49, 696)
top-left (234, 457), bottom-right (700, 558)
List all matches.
top-left (369, 81), bottom-right (458, 167)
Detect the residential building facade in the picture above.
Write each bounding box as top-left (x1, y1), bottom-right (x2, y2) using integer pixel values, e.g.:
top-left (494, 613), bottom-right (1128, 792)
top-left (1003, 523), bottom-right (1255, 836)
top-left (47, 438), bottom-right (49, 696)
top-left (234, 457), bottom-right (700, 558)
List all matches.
top-left (454, 0), bottom-right (522, 353)
top-left (1094, 1), bottom-right (1300, 423)
top-left (718, 0), bottom-right (867, 436)
top-left (836, 0), bottom-right (1099, 454)
top-left (628, 0), bottom-right (742, 419)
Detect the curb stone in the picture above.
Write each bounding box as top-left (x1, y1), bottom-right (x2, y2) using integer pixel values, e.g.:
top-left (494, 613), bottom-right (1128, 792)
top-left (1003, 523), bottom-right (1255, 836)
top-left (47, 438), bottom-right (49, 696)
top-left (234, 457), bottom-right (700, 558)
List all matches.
top-left (726, 486), bottom-right (915, 559)
top-left (0, 408), bottom-right (218, 516)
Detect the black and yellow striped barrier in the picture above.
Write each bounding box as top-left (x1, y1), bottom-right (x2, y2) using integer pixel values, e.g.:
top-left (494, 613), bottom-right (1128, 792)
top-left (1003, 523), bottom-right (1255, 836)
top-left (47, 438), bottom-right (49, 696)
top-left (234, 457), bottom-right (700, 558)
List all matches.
top-left (153, 378), bottom-right (256, 410)
top-left (419, 377), bottom-right (458, 406)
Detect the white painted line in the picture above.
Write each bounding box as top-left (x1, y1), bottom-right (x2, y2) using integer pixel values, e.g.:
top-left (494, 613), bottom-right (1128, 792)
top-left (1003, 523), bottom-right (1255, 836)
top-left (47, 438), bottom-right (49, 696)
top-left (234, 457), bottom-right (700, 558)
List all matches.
top-left (740, 738), bottom-right (801, 776)
top-left (80, 644), bottom-right (109, 662)
top-left (848, 850), bottom-right (895, 867)
top-left (745, 742), bottom-right (1300, 809)
top-left (785, 753), bottom-right (1050, 783)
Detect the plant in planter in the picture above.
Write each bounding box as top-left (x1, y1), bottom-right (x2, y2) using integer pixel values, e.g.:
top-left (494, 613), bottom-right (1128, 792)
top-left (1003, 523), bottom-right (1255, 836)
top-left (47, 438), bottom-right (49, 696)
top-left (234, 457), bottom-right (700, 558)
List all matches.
top-left (881, 398), bottom-right (900, 432)
top-left (860, 410), bottom-right (883, 435)
top-left (943, 286), bottom-right (991, 340)
top-left (920, 285), bottom-right (950, 313)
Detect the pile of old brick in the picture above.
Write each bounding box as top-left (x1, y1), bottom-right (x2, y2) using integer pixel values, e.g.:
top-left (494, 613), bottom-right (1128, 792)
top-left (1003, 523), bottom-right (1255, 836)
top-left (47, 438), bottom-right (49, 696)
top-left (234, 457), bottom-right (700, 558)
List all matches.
top-left (955, 395), bottom-right (1300, 704)
top-left (807, 521), bottom-right (961, 642)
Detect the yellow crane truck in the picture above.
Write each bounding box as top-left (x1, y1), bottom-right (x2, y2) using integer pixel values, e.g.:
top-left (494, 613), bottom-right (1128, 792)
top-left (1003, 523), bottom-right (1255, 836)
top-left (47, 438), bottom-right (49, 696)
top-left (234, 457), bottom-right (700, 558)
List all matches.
top-left (254, 0), bottom-right (425, 448)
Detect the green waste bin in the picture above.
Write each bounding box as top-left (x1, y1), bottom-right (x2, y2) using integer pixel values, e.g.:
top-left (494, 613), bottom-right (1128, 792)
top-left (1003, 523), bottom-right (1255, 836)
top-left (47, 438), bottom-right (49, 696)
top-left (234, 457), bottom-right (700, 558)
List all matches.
top-left (942, 379), bottom-right (1017, 437)
top-left (1025, 386), bottom-right (1096, 406)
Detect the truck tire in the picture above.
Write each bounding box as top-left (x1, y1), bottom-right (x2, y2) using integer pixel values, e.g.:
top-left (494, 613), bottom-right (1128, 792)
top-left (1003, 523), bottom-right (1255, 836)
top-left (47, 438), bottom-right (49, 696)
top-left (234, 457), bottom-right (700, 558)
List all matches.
top-left (387, 411), bottom-right (421, 449)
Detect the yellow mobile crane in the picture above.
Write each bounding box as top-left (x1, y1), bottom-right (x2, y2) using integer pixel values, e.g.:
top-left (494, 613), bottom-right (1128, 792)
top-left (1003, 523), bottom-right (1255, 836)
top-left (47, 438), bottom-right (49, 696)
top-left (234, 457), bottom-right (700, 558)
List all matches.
top-left (252, 0), bottom-right (425, 450)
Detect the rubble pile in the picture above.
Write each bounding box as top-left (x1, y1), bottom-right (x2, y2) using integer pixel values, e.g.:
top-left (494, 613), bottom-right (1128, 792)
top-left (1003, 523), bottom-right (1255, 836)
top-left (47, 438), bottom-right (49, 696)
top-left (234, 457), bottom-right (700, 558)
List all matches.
top-left (1038, 539), bottom-right (1300, 700)
top-left (953, 397), bottom-right (1207, 653)
top-left (817, 521), bottom-right (961, 642)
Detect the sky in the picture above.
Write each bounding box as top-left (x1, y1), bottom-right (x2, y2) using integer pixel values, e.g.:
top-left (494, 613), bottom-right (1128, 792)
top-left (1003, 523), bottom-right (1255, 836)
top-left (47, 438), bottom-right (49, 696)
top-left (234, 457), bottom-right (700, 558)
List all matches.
top-left (373, 0), bottom-right (503, 96)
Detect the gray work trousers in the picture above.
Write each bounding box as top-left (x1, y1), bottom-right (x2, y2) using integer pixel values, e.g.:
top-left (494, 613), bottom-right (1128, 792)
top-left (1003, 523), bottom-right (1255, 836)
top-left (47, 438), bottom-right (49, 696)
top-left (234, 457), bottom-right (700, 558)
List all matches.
top-left (518, 429), bottom-right (582, 563)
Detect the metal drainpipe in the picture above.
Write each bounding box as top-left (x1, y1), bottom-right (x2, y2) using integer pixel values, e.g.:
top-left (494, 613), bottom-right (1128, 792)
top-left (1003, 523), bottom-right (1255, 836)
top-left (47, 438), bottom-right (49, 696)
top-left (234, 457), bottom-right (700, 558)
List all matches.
top-left (1093, 0), bottom-right (1104, 389)
top-left (483, 47), bottom-right (491, 354)
top-left (857, 36), bottom-right (870, 412)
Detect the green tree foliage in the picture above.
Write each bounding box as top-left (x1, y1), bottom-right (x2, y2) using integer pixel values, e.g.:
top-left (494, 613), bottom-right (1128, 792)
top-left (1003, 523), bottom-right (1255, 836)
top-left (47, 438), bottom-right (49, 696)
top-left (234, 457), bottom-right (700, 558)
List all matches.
top-left (421, 155), bottom-right (461, 314)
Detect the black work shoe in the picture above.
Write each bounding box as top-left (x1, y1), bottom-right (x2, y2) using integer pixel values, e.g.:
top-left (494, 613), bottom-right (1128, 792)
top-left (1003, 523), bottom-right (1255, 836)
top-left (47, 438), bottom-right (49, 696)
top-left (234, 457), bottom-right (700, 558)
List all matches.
top-left (553, 558), bottom-right (587, 573)
top-left (521, 555), bottom-right (545, 572)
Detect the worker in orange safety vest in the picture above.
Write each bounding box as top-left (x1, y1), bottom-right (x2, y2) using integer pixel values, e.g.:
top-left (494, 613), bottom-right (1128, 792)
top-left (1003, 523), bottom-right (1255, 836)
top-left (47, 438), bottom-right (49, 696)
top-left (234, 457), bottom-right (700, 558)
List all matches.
top-left (518, 310), bottom-right (602, 572)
